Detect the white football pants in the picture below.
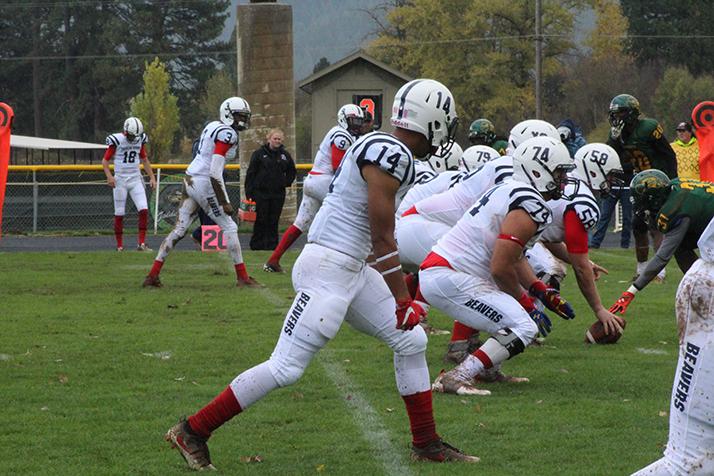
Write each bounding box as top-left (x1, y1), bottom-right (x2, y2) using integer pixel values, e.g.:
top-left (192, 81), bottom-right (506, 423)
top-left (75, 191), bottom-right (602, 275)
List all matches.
top-left (525, 242), bottom-right (568, 286)
top-left (229, 243), bottom-right (430, 409)
top-left (294, 173), bottom-right (332, 232)
top-left (419, 266), bottom-right (538, 345)
top-left (112, 174), bottom-right (148, 215)
top-left (155, 175), bottom-right (243, 265)
top-left (396, 214), bottom-right (451, 273)
top-left (631, 258), bottom-right (714, 476)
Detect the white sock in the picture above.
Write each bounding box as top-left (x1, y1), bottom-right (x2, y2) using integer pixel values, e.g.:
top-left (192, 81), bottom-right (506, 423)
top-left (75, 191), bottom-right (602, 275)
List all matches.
top-left (394, 352), bottom-right (431, 395)
top-left (454, 354), bottom-right (484, 381)
top-left (657, 267), bottom-right (666, 279)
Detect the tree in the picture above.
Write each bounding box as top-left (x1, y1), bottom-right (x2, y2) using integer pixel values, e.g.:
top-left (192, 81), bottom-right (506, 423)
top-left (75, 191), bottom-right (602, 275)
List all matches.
top-left (198, 70), bottom-right (236, 130)
top-left (312, 57), bottom-right (331, 74)
top-left (653, 67), bottom-right (714, 133)
top-left (366, 0), bottom-right (586, 133)
top-left (621, 0), bottom-right (714, 75)
top-left (130, 58), bottom-right (180, 163)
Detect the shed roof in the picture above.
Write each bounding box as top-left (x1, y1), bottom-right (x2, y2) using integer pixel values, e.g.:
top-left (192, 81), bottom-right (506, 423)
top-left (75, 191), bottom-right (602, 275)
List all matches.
top-left (11, 135), bottom-right (106, 151)
top-left (298, 49), bottom-right (412, 93)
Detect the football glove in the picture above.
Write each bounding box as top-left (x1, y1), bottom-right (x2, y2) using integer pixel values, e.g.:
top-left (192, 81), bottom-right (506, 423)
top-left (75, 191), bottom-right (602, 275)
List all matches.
top-left (396, 298), bottom-right (428, 331)
top-left (529, 309), bottom-right (552, 337)
top-left (529, 280), bottom-right (575, 320)
top-left (609, 291), bottom-right (635, 315)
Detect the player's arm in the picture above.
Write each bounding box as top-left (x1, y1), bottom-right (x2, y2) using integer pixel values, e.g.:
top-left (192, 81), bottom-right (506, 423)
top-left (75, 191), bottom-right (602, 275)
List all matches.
top-left (139, 144), bottom-right (156, 189)
top-left (543, 241), bottom-right (570, 264)
top-left (330, 137), bottom-right (349, 171)
top-left (562, 210), bottom-right (622, 334)
top-left (210, 140), bottom-right (233, 214)
top-left (491, 209), bottom-right (538, 299)
top-left (652, 125), bottom-right (678, 178)
top-left (102, 145), bottom-right (116, 188)
top-left (402, 187), bottom-right (463, 226)
top-left (611, 217), bottom-right (691, 314)
top-left (363, 164), bottom-right (426, 330)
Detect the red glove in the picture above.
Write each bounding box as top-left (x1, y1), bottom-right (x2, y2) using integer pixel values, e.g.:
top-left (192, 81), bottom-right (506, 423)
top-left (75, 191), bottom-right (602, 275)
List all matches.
top-left (609, 291), bottom-right (635, 315)
top-left (529, 280), bottom-right (575, 320)
top-left (396, 299), bottom-right (428, 331)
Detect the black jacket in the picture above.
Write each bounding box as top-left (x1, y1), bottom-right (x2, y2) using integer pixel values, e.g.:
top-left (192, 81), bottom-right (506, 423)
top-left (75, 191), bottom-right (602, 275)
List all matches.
top-left (245, 144), bottom-right (296, 199)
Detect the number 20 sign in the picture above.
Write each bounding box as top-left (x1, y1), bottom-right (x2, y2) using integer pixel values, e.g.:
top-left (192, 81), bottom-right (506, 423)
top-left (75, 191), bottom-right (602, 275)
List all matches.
top-left (201, 225), bottom-right (227, 251)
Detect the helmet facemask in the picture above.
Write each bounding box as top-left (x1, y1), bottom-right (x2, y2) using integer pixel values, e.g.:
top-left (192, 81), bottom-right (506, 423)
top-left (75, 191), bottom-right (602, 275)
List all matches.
top-left (232, 111), bottom-right (251, 131)
top-left (429, 116), bottom-right (459, 158)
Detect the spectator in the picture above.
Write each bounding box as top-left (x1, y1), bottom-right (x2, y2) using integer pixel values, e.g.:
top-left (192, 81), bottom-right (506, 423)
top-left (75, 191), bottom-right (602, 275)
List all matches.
top-left (589, 163), bottom-right (634, 249)
top-left (671, 121), bottom-right (700, 180)
top-left (557, 119), bottom-right (587, 157)
top-left (245, 128), bottom-right (296, 250)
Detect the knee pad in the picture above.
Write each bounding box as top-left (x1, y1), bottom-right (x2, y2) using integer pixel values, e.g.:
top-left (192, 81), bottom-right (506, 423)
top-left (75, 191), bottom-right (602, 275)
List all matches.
top-left (268, 354), bottom-right (308, 387)
top-left (493, 328), bottom-right (527, 359)
top-left (390, 325), bottom-right (428, 356)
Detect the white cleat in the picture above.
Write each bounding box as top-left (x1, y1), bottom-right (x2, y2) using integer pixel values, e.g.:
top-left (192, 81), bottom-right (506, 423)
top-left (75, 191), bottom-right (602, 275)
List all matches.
top-left (432, 370), bottom-right (491, 396)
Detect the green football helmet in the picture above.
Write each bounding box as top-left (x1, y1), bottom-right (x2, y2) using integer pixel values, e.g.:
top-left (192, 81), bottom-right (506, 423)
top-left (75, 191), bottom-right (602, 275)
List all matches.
top-left (630, 169), bottom-right (671, 216)
top-left (468, 118), bottom-right (497, 146)
top-left (608, 94), bottom-right (640, 139)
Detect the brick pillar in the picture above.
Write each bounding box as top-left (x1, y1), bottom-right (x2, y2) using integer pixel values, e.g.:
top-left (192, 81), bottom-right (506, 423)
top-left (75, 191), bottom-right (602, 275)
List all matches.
top-left (236, 2), bottom-right (297, 227)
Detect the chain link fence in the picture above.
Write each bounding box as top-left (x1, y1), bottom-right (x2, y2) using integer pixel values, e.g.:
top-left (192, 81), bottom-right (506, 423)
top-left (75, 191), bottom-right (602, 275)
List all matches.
top-left (4, 166), bottom-right (308, 234)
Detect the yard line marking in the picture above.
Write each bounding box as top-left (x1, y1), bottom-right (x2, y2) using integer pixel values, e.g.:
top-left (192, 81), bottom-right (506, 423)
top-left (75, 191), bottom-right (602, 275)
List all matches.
top-left (219, 252), bottom-right (413, 476)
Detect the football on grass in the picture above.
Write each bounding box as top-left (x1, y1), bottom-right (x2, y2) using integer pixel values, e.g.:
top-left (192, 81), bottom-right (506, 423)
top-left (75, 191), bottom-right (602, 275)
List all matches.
top-left (584, 317), bottom-right (626, 344)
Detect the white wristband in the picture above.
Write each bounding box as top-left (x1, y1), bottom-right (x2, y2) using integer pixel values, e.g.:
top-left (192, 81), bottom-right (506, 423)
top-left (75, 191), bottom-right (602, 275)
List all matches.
top-left (380, 264), bottom-right (402, 276)
top-left (374, 250), bottom-right (399, 264)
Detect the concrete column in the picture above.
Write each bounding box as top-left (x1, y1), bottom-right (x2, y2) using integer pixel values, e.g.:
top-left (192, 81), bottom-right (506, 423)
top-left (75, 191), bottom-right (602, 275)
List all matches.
top-left (236, 2), bottom-right (297, 226)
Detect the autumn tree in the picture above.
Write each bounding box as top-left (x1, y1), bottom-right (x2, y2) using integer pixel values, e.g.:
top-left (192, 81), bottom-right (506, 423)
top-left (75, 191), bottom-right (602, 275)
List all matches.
top-left (130, 58), bottom-right (180, 163)
top-left (653, 67), bottom-right (714, 133)
top-left (198, 70), bottom-right (236, 127)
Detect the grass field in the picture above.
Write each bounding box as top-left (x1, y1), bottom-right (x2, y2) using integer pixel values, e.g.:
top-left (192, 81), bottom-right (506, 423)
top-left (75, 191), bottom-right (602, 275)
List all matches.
top-left (1, 248), bottom-right (683, 475)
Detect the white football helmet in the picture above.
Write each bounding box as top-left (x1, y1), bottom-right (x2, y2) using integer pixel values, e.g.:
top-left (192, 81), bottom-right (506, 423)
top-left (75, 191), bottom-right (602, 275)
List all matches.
top-left (512, 136), bottom-right (575, 199)
top-left (337, 104), bottom-right (366, 136)
top-left (391, 79), bottom-right (458, 158)
top-left (123, 117), bottom-right (144, 140)
top-left (425, 142), bottom-right (463, 173)
top-left (220, 96), bottom-right (251, 131)
top-left (573, 143), bottom-right (624, 196)
top-left (459, 145), bottom-right (499, 172)
top-left (507, 119), bottom-right (559, 154)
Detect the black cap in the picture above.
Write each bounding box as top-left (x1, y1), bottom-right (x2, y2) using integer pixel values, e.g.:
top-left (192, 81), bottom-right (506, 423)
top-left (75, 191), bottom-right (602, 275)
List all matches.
top-left (676, 121), bottom-right (692, 132)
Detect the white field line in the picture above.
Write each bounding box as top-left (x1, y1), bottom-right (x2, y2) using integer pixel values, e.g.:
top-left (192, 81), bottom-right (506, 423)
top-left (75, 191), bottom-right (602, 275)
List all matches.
top-left (218, 252), bottom-right (413, 476)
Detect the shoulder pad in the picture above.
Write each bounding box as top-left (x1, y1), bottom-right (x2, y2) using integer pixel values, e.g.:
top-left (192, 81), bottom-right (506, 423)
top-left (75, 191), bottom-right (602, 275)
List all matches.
top-left (355, 133), bottom-right (414, 185)
top-left (330, 131), bottom-right (353, 151)
top-left (106, 134), bottom-right (121, 147)
top-left (214, 126), bottom-right (238, 145)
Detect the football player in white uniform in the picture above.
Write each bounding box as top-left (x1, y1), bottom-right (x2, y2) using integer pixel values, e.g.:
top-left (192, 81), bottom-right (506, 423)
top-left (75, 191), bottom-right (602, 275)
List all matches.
top-left (102, 117), bottom-right (156, 251)
top-left (419, 137), bottom-right (576, 395)
top-left (526, 143), bottom-right (625, 336)
top-left (165, 79), bottom-right (479, 470)
top-left (631, 218), bottom-right (714, 476)
top-left (264, 104), bottom-right (365, 272)
top-left (143, 97), bottom-right (259, 288)
top-left (459, 145), bottom-right (500, 172)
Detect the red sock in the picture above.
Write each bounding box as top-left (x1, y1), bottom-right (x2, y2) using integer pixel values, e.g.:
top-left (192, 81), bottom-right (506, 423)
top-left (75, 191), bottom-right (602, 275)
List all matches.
top-left (450, 321), bottom-right (476, 343)
top-left (137, 209), bottom-right (148, 245)
top-left (114, 215), bottom-right (124, 248)
top-left (402, 390), bottom-right (438, 448)
top-left (473, 348), bottom-right (493, 368)
top-left (235, 262), bottom-right (249, 281)
top-left (404, 273), bottom-right (419, 299)
top-left (267, 224), bottom-right (302, 264)
top-left (149, 259), bottom-right (164, 277)
top-left (188, 386), bottom-right (243, 439)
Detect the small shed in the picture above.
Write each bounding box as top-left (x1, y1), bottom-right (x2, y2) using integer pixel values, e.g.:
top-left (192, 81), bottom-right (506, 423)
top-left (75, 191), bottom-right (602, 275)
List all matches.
top-left (298, 50), bottom-right (412, 158)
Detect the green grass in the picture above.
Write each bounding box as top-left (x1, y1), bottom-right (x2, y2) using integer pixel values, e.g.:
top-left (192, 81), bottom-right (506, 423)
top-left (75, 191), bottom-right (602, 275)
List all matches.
top-left (0, 248), bottom-right (682, 475)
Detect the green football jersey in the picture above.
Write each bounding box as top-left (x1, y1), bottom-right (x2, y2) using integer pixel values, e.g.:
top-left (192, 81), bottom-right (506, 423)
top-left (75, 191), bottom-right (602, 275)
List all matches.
top-left (607, 117), bottom-right (677, 178)
top-left (657, 179), bottom-right (714, 247)
top-left (491, 139), bottom-right (508, 155)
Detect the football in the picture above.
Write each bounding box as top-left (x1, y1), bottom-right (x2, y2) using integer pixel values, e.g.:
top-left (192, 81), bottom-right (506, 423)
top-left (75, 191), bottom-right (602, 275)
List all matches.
top-left (584, 317), bottom-right (626, 344)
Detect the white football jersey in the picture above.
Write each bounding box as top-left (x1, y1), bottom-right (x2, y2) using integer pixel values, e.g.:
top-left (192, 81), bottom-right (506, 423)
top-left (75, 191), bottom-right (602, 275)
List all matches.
top-left (105, 132), bottom-right (148, 177)
top-left (414, 159), bottom-right (438, 184)
top-left (396, 170), bottom-right (466, 218)
top-left (309, 131), bottom-right (416, 261)
top-left (312, 125), bottom-right (355, 174)
top-left (432, 181), bottom-right (552, 279)
top-left (186, 121), bottom-right (238, 177)
top-left (414, 155), bottom-right (513, 226)
top-left (540, 179), bottom-right (599, 244)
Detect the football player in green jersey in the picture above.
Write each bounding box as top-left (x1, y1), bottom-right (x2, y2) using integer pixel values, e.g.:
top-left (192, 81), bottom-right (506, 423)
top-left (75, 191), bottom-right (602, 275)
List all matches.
top-left (610, 170), bottom-right (714, 315)
top-left (468, 118), bottom-right (508, 155)
top-left (606, 94), bottom-right (678, 281)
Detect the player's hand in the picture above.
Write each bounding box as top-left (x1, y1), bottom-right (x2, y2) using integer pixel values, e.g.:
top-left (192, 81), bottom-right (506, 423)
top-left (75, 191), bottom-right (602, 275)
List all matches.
top-left (223, 203), bottom-right (235, 216)
top-left (590, 260), bottom-right (609, 281)
top-left (596, 308), bottom-right (624, 335)
top-left (529, 281), bottom-right (575, 320)
top-left (149, 177), bottom-right (157, 190)
top-left (107, 176), bottom-right (116, 188)
top-left (395, 298), bottom-right (428, 331)
top-left (529, 309), bottom-right (552, 337)
top-left (609, 291), bottom-right (635, 315)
